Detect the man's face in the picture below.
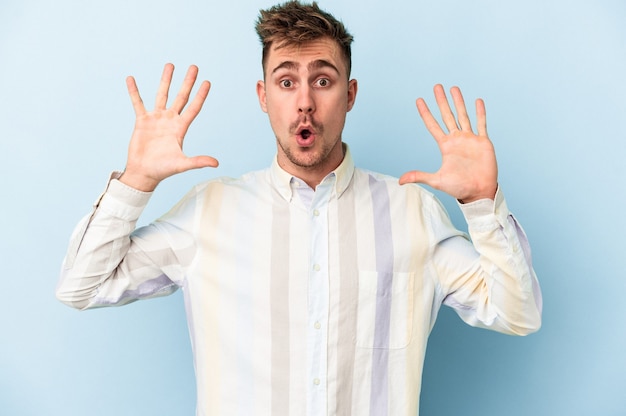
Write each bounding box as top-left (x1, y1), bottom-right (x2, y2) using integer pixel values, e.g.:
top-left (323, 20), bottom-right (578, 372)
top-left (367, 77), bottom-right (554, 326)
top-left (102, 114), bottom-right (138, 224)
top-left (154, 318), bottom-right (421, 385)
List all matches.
top-left (257, 37), bottom-right (357, 182)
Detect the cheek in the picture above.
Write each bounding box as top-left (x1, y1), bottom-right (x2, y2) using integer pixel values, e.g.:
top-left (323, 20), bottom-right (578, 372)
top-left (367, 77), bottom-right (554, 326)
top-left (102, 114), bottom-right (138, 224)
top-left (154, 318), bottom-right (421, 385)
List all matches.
top-left (325, 95), bottom-right (349, 122)
top-left (267, 93), bottom-right (297, 125)
top-left (326, 90), bottom-right (350, 112)
top-left (265, 93), bottom-right (288, 115)
top-left (266, 105), bottom-right (289, 134)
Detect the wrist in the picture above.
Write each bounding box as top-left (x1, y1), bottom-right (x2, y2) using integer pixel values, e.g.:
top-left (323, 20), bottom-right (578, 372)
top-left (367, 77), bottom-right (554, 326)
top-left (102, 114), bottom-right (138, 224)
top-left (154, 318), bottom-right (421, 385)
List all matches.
top-left (458, 184), bottom-right (498, 204)
top-left (118, 171), bottom-right (160, 192)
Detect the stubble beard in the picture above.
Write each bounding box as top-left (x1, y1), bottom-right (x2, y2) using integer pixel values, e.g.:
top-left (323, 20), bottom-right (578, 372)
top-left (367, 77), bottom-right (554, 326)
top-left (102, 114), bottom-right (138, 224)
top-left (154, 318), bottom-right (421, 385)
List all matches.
top-left (278, 117), bottom-right (341, 170)
top-left (277, 135), bottom-right (341, 169)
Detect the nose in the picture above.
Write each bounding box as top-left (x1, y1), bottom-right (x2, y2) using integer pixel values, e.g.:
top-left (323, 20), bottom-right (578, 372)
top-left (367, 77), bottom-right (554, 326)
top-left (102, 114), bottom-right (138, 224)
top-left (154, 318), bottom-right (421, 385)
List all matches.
top-left (297, 85), bottom-right (315, 114)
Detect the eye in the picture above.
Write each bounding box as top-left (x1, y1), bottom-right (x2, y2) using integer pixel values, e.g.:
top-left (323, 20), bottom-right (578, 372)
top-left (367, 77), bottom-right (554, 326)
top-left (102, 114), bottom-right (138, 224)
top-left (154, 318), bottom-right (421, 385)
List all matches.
top-left (316, 78), bottom-right (330, 87)
top-left (280, 79), bottom-right (293, 88)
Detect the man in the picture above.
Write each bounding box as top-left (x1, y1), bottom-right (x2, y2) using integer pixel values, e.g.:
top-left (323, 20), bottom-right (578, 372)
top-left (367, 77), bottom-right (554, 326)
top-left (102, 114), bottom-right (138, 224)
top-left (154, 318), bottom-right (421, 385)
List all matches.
top-left (57, 1), bottom-right (542, 415)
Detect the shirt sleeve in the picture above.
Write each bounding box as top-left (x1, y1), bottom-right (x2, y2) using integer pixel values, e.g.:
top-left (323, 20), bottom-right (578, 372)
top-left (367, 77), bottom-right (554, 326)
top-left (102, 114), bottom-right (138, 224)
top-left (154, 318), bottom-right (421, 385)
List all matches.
top-left (56, 173), bottom-right (194, 310)
top-left (429, 187), bottom-right (542, 335)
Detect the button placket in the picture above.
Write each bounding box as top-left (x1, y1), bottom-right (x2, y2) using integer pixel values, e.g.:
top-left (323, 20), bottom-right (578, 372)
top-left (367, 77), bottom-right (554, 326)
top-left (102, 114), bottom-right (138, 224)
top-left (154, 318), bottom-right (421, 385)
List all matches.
top-left (305, 179), bottom-right (333, 415)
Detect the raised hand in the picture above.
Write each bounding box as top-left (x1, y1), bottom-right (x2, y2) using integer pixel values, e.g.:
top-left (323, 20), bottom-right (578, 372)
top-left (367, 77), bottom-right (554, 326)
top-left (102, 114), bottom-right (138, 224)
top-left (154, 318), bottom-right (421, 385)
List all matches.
top-left (119, 63), bottom-right (219, 192)
top-left (399, 85), bottom-right (498, 203)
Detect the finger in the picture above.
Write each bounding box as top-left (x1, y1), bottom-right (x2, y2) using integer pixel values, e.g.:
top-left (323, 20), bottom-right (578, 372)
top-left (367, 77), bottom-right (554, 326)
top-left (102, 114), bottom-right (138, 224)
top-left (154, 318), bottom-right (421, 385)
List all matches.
top-left (433, 84), bottom-right (459, 132)
top-left (125, 76), bottom-right (146, 116)
top-left (450, 86), bottom-right (472, 132)
top-left (416, 98), bottom-right (446, 142)
top-left (181, 80), bottom-right (211, 127)
top-left (475, 98), bottom-right (488, 137)
top-left (185, 155), bottom-right (220, 170)
top-left (171, 65), bottom-right (200, 114)
top-left (155, 63), bottom-right (175, 110)
top-left (398, 170), bottom-right (438, 187)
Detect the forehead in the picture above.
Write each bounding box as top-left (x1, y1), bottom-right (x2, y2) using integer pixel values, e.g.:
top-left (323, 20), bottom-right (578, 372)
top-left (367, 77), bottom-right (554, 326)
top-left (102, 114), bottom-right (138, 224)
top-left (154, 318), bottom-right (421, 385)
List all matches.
top-left (265, 37), bottom-right (347, 75)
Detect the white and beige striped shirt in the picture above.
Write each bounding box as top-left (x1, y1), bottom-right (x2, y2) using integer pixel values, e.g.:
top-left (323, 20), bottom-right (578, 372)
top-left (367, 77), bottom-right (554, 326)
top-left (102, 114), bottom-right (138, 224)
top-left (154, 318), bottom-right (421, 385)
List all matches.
top-left (58, 147), bottom-right (542, 416)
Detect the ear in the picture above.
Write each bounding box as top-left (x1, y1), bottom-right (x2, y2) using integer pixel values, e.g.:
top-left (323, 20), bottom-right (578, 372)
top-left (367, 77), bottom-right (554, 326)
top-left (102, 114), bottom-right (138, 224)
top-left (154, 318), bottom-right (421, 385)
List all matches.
top-left (346, 79), bottom-right (358, 112)
top-left (256, 80), bottom-right (268, 113)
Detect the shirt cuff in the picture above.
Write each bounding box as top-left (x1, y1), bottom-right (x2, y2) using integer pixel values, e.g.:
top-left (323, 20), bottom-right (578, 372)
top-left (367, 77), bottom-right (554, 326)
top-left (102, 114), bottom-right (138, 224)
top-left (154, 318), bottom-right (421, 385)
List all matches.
top-left (458, 187), bottom-right (510, 232)
top-left (94, 171), bottom-right (153, 221)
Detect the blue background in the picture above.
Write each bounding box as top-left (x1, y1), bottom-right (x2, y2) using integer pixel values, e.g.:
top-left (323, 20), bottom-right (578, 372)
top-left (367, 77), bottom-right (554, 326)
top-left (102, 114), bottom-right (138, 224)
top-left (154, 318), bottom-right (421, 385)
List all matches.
top-left (1, 0), bottom-right (625, 414)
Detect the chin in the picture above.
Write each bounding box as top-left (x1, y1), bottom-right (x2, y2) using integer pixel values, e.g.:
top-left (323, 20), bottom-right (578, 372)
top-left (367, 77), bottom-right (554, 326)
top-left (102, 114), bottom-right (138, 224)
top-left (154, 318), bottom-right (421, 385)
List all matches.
top-left (290, 154), bottom-right (325, 169)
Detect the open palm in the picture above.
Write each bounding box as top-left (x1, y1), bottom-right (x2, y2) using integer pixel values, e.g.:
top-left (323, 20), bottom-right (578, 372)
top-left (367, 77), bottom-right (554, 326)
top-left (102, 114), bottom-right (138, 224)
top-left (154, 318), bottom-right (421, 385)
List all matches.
top-left (120, 64), bottom-right (218, 192)
top-left (399, 85), bottom-right (498, 203)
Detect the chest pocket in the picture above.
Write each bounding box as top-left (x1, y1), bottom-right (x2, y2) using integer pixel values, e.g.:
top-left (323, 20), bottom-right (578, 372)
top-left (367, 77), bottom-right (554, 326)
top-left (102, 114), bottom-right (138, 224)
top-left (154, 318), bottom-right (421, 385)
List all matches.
top-left (355, 270), bottom-right (414, 349)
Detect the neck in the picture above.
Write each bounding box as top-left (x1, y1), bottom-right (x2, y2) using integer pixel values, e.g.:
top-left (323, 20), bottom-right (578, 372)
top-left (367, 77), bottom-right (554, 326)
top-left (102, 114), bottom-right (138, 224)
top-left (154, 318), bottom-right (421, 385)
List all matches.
top-left (277, 141), bottom-right (345, 189)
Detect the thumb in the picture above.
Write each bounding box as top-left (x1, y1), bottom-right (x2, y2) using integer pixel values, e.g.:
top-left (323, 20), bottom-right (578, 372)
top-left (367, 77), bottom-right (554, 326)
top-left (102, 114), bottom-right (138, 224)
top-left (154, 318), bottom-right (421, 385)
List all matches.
top-left (398, 170), bottom-right (437, 186)
top-left (183, 155), bottom-right (220, 171)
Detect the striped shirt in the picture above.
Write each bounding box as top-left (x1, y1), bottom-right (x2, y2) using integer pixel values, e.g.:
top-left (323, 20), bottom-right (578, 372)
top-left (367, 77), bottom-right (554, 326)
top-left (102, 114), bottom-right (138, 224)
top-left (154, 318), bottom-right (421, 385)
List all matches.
top-left (57, 147), bottom-right (542, 416)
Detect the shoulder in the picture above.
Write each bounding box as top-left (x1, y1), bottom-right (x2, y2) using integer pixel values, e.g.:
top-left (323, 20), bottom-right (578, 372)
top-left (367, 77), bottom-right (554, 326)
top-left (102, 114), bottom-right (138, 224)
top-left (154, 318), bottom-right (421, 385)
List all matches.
top-left (190, 167), bottom-right (270, 195)
top-left (162, 168), bottom-right (270, 216)
top-left (351, 167), bottom-right (450, 221)
top-left (353, 167), bottom-right (436, 200)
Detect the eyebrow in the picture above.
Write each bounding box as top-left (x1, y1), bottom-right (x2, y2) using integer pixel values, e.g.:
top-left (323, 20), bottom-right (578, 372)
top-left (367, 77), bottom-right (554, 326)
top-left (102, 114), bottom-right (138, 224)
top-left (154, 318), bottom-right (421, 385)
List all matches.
top-left (271, 59), bottom-right (340, 76)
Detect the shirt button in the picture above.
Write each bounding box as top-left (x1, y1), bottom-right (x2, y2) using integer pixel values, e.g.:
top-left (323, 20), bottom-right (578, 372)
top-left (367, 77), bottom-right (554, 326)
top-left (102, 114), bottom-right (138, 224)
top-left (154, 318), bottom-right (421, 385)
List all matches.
top-left (313, 209), bottom-right (320, 217)
top-left (314, 322), bottom-right (321, 330)
top-left (313, 378), bottom-right (320, 386)
top-left (313, 264), bottom-right (321, 272)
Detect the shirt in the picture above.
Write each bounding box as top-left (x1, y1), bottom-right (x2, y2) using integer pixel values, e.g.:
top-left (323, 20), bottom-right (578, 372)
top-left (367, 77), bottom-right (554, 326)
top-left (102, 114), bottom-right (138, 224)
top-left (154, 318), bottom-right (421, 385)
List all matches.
top-left (57, 147), bottom-right (542, 416)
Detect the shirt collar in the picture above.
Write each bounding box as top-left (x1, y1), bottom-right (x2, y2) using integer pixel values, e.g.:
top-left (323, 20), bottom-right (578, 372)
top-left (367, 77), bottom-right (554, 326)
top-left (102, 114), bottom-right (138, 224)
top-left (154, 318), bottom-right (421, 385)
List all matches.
top-left (269, 143), bottom-right (355, 202)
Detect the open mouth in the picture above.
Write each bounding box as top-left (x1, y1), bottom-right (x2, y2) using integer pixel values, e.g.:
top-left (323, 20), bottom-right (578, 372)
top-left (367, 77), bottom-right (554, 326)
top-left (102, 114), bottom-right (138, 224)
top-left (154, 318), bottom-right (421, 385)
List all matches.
top-left (300, 129), bottom-right (312, 140)
top-left (294, 124), bottom-right (318, 147)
